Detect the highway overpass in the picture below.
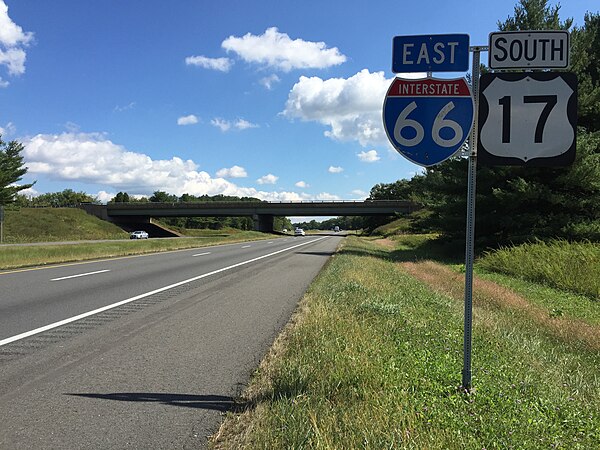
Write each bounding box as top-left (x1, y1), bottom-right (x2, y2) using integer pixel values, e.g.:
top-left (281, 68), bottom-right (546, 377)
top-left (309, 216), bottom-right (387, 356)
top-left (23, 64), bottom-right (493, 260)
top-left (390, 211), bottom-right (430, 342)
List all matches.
top-left (81, 200), bottom-right (416, 232)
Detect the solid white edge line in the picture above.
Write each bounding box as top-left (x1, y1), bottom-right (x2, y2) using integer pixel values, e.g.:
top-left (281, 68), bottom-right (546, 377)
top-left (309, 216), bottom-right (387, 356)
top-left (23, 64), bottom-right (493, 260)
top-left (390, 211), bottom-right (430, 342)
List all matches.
top-left (51, 269), bottom-right (111, 281)
top-left (0, 236), bottom-right (328, 347)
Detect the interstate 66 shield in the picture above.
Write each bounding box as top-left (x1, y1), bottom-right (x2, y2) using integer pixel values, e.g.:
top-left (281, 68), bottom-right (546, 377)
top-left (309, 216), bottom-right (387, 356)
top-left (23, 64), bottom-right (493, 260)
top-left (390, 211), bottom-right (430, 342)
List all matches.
top-left (383, 77), bottom-right (474, 167)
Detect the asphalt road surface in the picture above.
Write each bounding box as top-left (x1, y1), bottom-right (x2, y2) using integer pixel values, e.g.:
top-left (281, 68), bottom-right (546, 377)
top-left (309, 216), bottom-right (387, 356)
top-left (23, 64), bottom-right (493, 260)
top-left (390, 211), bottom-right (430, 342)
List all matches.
top-left (0, 235), bottom-right (342, 449)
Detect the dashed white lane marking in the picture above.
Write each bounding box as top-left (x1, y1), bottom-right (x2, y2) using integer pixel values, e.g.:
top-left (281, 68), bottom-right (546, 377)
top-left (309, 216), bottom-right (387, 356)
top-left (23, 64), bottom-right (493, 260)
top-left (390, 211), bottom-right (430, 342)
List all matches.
top-left (51, 269), bottom-right (111, 282)
top-left (241, 245), bottom-right (251, 248)
top-left (192, 252), bottom-right (211, 257)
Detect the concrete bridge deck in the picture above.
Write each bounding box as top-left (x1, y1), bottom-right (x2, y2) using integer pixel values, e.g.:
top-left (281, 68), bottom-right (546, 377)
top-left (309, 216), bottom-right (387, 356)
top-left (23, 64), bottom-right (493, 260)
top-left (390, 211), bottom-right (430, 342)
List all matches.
top-left (81, 200), bottom-right (415, 232)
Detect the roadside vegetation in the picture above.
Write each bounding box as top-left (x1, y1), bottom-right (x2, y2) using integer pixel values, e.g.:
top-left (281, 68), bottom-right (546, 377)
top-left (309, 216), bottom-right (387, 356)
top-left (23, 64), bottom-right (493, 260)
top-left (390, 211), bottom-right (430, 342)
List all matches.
top-left (1, 207), bottom-right (128, 243)
top-left (212, 235), bottom-right (600, 449)
top-left (479, 240), bottom-right (600, 300)
top-left (0, 229), bottom-right (270, 270)
top-left (0, 208), bottom-right (282, 270)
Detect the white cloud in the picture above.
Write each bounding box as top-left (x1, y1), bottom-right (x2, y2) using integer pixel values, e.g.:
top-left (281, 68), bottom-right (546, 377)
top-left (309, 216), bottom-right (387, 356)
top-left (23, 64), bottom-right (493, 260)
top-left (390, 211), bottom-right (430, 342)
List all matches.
top-left (351, 189), bottom-right (368, 199)
top-left (284, 69), bottom-right (393, 147)
top-left (328, 166), bottom-right (343, 174)
top-left (177, 114), bottom-right (199, 126)
top-left (21, 132), bottom-right (340, 204)
top-left (260, 74), bottom-right (280, 90)
top-left (0, 76), bottom-right (8, 88)
top-left (211, 117), bottom-right (258, 132)
top-left (0, 1), bottom-right (33, 47)
top-left (0, 47), bottom-right (26, 76)
top-left (295, 181), bottom-right (309, 188)
top-left (0, 1), bottom-right (33, 78)
top-left (222, 27), bottom-right (346, 72)
top-left (114, 102), bottom-right (136, 112)
top-left (185, 55), bottom-right (233, 72)
top-left (357, 149), bottom-right (380, 163)
top-left (0, 120), bottom-right (15, 136)
top-left (257, 173), bottom-right (278, 185)
top-left (234, 118), bottom-right (258, 130)
top-left (216, 165), bottom-right (247, 178)
top-left (315, 192), bottom-right (340, 201)
top-left (211, 118), bottom-right (231, 132)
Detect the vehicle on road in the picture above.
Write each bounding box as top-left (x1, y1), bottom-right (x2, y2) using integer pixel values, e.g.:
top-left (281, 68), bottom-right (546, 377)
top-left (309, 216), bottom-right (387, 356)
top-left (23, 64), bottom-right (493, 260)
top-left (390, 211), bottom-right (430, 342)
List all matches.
top-left (130, 230), bottom-right (149, 239)
top-left (294, 228), bottom-right (306, 236)
top-left (334, 226), bottom-right (340, 232)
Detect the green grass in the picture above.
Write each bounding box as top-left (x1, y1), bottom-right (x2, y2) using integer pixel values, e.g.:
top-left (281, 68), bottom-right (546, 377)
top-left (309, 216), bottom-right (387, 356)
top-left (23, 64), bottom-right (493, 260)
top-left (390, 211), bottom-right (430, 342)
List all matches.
top-left (478, 240), bottom-right (600, 300)
top-left (213, 236), bottom-right (600, 449)
top-left (1, 207), bottom-right (128, 243)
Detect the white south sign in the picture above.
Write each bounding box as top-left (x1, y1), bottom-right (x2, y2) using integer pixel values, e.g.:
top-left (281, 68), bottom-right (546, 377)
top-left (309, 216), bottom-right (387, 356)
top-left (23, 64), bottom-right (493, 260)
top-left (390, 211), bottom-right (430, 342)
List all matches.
top-left (489, 30), bottom-right (569, 70)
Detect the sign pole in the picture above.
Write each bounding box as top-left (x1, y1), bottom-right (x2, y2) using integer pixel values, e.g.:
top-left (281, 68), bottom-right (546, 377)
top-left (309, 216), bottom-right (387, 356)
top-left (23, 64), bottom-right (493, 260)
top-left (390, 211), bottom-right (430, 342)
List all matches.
top-left (462, 46), bottom-right (485, 390)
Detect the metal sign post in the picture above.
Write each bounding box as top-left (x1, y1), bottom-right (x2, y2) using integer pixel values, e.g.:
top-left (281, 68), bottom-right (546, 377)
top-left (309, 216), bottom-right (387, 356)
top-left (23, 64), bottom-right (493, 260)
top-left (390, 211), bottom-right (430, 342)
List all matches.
top-left (462, 45), bottom-right (486, 390)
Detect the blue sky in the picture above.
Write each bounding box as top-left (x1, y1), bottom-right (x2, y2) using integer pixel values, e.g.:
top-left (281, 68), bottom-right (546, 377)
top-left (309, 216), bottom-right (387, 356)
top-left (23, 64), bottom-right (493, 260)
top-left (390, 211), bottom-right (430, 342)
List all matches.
top-left (0, 0), bottom-right (594, 208)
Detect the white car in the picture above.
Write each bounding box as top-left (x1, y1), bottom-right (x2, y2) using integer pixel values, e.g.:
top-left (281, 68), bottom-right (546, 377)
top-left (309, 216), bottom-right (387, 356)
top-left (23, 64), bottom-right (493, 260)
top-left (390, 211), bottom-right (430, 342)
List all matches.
top-left (130, 230), bottom-right (149, 239)
top-left (294, 228), bottom-right (305, 236)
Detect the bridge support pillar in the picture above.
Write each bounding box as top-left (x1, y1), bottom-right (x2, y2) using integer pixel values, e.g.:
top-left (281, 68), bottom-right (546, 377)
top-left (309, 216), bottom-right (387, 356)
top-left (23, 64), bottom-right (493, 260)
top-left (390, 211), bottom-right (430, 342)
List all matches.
top-left (253, 214), bottom-right (274, 232)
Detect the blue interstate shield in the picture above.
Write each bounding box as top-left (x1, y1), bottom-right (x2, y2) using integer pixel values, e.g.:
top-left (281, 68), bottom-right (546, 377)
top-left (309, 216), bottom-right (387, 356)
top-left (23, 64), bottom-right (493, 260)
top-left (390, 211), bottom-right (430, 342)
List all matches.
top-left (383, 77), bottom-right (474, 167)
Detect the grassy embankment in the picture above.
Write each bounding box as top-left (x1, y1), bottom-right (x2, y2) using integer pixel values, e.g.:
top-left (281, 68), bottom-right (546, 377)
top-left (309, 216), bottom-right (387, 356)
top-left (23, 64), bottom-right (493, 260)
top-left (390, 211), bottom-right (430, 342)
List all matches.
top-left (212, 234), bottom-right (599, 449)
top-left (0, 208), bottom-right (271, 270)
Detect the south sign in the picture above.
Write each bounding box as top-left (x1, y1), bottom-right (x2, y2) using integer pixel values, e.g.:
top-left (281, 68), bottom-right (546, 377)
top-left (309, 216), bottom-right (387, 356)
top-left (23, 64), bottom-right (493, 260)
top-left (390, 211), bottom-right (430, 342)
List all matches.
top-left (383, 77), bottom-right (474, 167)
top-left (489, 31), bottom-right (569, 69)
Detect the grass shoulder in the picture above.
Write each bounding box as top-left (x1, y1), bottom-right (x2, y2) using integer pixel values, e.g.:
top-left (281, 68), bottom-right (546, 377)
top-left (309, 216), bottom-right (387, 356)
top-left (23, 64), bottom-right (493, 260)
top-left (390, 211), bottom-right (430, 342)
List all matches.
top-left (212, 235), bottom-right (599, 449)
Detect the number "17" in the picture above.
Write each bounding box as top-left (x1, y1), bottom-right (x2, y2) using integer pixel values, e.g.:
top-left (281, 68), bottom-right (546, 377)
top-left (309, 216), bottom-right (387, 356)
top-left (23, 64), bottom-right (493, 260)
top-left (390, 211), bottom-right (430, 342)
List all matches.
top-left (498, 95), bottom-right (557, 144)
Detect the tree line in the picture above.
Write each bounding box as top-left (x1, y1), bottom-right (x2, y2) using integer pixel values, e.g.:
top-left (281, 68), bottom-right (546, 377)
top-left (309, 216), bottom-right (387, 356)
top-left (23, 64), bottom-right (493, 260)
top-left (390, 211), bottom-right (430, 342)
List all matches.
top-left (367, 1), bottom-right (600, 247)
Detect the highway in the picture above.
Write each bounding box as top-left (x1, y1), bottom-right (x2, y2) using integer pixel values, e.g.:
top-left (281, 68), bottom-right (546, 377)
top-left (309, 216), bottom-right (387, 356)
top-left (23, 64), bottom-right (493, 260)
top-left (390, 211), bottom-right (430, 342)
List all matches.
top-left (0, 234), bottom-right (342, 449)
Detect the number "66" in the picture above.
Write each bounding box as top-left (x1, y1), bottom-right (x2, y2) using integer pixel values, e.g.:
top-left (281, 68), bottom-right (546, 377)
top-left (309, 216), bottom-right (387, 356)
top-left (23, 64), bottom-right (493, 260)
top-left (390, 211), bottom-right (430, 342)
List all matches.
top-left (394, 101), bottom-right (464, 148)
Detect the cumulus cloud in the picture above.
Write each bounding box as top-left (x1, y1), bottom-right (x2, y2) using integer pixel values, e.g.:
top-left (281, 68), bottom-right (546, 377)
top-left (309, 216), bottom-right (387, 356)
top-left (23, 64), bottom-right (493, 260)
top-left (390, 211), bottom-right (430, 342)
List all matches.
top-left (216, 165), bottom-right (247, 178)
top-left (185, 55), bottom-right (233, 72)
top-left (328, 166), bottom-right (343, 174)
top-left (0, 120), bottom-right (15, 136)
top-left (234, 119), bottom-right (258, 130)
top-left (0, 1), bottom-right (33, 80)
top-left (21, 132), bottom-right (240, 197)
top-left (257, 173), bottom-right (278, 185)
top-left (177, 114), bottom-right (199, 126)
top-left (284, 69), bottom-right (394, 147)
top-left (260, 74), bottom-right (280, 90)
top-left (295, 181), bottom-right (309, 188)
top-left (351, 189), bottom-right (368, 199)
top-left (211, 117), bottom-right (258, 132)
top-left (22, 132), bottom-right (318, 202)
top-left (315, 192), bottom-right (340, 201)
top-left (357, 149), bottom-right (380, 162)
top-left (222, 27), bottom-right (346, 72)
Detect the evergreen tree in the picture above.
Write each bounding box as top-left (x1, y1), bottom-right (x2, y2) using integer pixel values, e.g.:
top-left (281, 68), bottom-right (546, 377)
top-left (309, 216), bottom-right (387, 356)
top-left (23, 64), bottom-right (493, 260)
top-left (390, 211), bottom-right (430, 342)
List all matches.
top-left (0, 137), bottom-right (35, 205)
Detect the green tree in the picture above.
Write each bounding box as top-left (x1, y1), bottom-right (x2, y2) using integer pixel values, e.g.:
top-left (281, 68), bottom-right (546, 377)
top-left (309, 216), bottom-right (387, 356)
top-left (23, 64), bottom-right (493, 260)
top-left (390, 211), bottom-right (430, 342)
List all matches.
top-left (371, 1), bottom-right (600, 246)
top-left (111, 191), bottom-right (131, 203)
top-left (0, 137), bottom-right (35, 205)
top-left (31, 189), bottom-right (96, 207)
top-left (149, 190), bottom-right (178, 202)
top-left (571, 12), bottom-right (600, 131)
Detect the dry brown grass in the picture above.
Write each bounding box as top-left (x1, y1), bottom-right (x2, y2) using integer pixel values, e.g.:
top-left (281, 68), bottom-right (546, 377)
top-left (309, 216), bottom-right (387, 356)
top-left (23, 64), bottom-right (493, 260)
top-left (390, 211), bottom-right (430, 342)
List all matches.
top-left (401, 260), bottom-right (600, 351)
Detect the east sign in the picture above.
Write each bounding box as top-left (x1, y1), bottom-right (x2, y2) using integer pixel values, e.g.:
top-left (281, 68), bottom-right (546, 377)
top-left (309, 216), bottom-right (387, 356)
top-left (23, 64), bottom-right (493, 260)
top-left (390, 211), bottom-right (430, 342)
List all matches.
top-left (392, 34), bottom-right (470, 73)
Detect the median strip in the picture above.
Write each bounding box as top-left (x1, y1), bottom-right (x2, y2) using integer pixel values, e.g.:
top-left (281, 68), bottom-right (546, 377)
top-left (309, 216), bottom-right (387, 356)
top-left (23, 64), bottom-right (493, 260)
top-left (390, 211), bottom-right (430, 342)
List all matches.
top-left (0, 237), bottom-right (328, 347)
